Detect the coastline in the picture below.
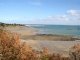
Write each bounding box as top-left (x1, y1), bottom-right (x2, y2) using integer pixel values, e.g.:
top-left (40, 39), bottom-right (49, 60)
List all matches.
top-left (5, 26), bottom-right (79, 41)
top-left (4, 26), bottom-right (80, 57)
top-left (5, 26), bottom-right (80, 41)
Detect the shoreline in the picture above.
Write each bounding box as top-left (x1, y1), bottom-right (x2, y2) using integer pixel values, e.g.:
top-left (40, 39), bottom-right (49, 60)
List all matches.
top-left (4, 26), bottom-right (80, 41)
top-left (4, 26), bottom-right (80, 57)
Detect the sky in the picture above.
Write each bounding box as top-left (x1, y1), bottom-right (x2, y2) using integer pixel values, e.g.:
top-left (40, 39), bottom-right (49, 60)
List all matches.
top-left (0, 0), bottom-right (80, 25)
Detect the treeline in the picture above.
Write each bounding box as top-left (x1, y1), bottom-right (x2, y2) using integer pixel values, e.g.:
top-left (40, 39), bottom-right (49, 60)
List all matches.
top-left (0, 22), bottom-right (25, 27)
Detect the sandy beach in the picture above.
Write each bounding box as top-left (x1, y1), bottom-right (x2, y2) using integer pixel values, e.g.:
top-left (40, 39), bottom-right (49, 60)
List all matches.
top-left (5, 26), bottom-right (36, 36)
top-left (5, 26), bottom-right (80, 57)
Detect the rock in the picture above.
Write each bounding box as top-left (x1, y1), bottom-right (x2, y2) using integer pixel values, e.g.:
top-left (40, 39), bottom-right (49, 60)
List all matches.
top-left (78, 28), bottom-right (80, 30)
top-left (67, 28), bottom-right (73, 30)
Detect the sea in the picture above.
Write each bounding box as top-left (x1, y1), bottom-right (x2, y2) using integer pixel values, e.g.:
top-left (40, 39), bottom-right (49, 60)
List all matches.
top-left (26, 25), bottom-right (80, 39)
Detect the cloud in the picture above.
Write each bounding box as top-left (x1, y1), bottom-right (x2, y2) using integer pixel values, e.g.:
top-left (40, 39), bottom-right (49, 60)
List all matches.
top-left (2, 9), bottom-right (80, 24)
top-left (30, 16), bottom-right (35, 18)
top-left (67, 10), bottom-right (80, 16)
top-left (29, 0), bottom-right (41, 5)
top-left (45, 15), bottom-right (69, 21)
top-left (30, 14), bottom-right (80, 22)
top-left (30, 15), bottom-right (69, 22)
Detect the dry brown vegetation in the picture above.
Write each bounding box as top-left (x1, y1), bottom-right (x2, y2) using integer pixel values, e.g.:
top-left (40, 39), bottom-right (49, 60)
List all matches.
top-left (0, 28), bottom-right (80, 60)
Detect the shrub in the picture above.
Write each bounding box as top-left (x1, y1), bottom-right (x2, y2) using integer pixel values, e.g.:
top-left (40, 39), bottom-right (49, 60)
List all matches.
top-left (0, 29), bottom-right (38, 60)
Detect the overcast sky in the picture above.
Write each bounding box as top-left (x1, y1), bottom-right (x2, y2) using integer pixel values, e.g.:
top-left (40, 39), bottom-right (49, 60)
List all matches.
top-left (0, 0), bottom-right (80, 25)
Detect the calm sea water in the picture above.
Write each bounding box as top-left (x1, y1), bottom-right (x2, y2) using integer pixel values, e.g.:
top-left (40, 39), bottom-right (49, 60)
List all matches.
top-left (30, 25), bottom-right (80, 38)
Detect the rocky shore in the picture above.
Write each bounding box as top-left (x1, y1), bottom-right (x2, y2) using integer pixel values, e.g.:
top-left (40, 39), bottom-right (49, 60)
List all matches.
top-left (21, 34), bottom-right (79, 41)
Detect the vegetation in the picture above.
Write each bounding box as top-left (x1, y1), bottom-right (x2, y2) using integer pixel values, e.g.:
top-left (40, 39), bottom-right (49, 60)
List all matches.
top-left (0, 28), bottom-right (80, 60)
top-left (0, 22), bottom-right (25, 27)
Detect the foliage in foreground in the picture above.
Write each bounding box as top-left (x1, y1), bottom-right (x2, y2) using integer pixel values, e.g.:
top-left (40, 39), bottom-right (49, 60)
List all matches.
top-left (0, 29), bottom-right (80, 60)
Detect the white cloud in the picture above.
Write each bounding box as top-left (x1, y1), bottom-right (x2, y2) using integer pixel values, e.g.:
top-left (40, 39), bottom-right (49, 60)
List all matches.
top-left (47, 16), bottom-right (52, 18)
top-left (30, 16), bottom-right (34, 18)
top-left (67, 10), bottom-right (80, 16)
top-left (28, 0), bottom-right (42, 5)
top-left (31, 15), bottom-right (69, 22)
top-left (31, 14), bottom-right (80, 22)
top-left (49, 15), bottom-right (69, 21)
top-left (77, 17), bottom-right (80, 20)
top-left (3, 9), bottom-right (79, 24)
top-left (29, 0), bottom-right (41, 5)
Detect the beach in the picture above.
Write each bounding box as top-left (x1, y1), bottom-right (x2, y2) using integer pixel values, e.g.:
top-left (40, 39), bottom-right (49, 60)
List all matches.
top-left (5, 26), bottom-right (80, 57)
top-left (5, 26), bottom-right (35, 35)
